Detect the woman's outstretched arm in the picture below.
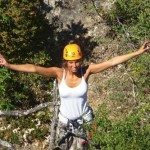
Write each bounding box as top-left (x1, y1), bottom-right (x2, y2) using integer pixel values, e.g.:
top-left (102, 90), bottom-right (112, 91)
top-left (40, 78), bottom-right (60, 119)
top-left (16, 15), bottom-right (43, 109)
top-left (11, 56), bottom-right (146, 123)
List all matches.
top-left (88, 41), bottom-right (150, 74)
top-left (0, 54), bottom-right (60, 77)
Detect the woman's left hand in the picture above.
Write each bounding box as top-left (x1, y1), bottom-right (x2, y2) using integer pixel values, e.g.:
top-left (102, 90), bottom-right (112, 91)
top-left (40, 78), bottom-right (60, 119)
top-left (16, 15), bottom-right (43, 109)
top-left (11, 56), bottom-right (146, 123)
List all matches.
top-left (138, 41), bottom-right (150, 53)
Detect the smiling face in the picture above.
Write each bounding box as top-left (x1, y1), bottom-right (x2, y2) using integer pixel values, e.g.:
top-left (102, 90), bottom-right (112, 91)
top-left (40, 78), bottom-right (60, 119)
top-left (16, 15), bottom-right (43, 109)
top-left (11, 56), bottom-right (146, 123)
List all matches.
top-left (66, 59), bottom-right (82, 73)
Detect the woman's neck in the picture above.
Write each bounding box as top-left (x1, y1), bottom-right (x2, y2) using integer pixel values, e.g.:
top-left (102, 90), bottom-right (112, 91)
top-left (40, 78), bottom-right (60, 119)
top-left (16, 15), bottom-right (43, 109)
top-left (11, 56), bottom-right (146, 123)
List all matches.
top-left (65, 68), bottom-right (81, 78)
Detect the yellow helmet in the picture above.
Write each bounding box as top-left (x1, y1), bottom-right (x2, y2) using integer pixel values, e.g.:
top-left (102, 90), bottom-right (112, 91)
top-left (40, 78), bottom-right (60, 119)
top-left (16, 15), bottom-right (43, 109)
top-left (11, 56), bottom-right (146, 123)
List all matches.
top-left (63, 44), bottom-right (82, 60)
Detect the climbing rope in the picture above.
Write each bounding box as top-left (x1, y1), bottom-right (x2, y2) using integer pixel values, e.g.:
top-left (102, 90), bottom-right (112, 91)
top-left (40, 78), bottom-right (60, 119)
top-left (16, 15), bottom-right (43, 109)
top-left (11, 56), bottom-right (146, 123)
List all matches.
top-left (49, 80), bottom-right (60, 150)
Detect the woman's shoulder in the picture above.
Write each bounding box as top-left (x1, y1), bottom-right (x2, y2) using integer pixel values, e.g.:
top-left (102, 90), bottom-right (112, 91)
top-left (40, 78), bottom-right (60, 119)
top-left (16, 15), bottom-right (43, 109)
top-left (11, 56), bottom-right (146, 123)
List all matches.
top-left (52, 67), bottom-right (63, 75)
top-left (53, 67), bottom-right (64, 82)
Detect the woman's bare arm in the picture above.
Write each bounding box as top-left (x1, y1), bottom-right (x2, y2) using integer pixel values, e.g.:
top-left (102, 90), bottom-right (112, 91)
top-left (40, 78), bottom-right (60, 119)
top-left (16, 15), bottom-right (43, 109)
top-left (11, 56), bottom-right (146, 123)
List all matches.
top-left (88, 41), bottom-right (150, 74)
top-left (0, 54), bottom-right (61, 77)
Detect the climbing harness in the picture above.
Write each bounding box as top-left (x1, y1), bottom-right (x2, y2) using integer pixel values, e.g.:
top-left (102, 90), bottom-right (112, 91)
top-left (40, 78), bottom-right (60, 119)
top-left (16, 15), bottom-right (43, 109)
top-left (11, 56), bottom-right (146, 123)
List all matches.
top-left (55, 117), bottom-right (88, 150)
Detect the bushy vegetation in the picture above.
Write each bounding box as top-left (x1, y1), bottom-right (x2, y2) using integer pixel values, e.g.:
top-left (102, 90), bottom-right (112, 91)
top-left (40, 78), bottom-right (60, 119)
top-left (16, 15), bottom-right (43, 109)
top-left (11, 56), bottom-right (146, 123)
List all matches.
top-left (88, 0), bottom-right (150, 149)
top-left (105, 0), bottom-right (150, 42)
top-left (0, 0), bottom-right (53, 110)
top-left (0, 0), bottom-right (54, 147)
top-left (105, 0), bottom-right (150, 107)
top-left (89, 104), bottom-right (150, 150)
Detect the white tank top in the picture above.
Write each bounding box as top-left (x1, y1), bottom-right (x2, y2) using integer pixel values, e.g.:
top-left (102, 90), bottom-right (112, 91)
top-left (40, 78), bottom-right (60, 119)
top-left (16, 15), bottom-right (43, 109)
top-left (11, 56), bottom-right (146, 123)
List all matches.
top-left (58, 69), bottom-right (89, 120)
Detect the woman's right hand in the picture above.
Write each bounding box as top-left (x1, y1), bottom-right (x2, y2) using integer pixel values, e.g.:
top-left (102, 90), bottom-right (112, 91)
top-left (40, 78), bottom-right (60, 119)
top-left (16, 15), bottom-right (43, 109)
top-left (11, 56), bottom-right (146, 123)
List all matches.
top-left (0, 54), bottom-right (8, 67)
top-left (138, 41), bottom-right (150, 54)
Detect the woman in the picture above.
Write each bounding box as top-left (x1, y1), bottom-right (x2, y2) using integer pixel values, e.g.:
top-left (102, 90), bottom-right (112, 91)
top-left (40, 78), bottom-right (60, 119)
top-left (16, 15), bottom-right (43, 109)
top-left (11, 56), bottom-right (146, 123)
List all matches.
top-left (0, 42), bottom-right (150, 146)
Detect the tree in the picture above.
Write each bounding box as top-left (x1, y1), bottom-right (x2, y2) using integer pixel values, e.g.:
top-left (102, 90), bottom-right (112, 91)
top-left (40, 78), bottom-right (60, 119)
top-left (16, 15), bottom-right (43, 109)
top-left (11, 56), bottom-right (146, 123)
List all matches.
top-left (0, 0), bottom-right (54, 110)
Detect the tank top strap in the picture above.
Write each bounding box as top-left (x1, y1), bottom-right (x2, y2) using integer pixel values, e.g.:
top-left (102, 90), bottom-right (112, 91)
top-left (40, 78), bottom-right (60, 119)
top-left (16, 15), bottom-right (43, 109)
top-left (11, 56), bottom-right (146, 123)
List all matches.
top-left (62, 69), bottom-right (66, 81)
top-left (81, 67), bottom-right (85, 80)
top-left (81, 67), bottom-right (83, 76)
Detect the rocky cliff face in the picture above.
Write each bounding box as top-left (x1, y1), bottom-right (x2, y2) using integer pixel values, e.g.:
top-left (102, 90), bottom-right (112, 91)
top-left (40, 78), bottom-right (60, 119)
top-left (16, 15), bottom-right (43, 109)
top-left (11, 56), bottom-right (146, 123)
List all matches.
top-left (44, 0), bottom-right (111, 37)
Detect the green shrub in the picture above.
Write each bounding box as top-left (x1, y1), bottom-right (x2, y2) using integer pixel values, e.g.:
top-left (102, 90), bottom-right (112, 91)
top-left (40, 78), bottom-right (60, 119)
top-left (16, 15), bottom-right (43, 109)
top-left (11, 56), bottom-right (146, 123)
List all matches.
top-left (92, 2), bottom-right (150, 148)
top-left (104, 0), bottom-right (150, 42)
top-left (0, 0), bottom-right (54, 110)
top-left (90, 105), bottom-right (150, 150)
